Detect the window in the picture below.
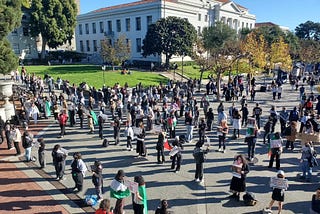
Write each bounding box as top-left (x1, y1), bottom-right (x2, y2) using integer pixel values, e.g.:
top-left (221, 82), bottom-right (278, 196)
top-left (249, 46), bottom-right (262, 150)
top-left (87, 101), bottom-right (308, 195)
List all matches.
top-left (125, 18), bottom-right (130, 31)
top-left (126, 39), bottom-right (130, 47)
top-left (93, 40), bottom-right (97, 52)
top-left (197, 26), bottom-right (201, 35)
top-left (92, 23), bottom-right (96, 34)
top-left (85, 23), bottom-right (89, 34)
top-left (136, 17), bottom-right (141, 31)
top-left (250, 23), bottom-right (252, 29)
top-left (116, 19), bottom-right (121, 32)
top-left (79, 24), bottom-right (83, 35)
top-left (79, 40), bottom-right (84, 52)
top-left (136, 38), bottom-right (141, 52)
top-left (107, 21), bottom-right (112, 32)
top-left (198, 14), bottom-right (201, 21)
top-left (147, 15), bottom-right (152, 27)
top-left (205, 15), bottom-right (208, 22)
top-left (23, 27), bottom-right (29, 36)
top-left (86, 40), bottom-right (90, 51)
top-left (99, 21), bottom-right (104, 33)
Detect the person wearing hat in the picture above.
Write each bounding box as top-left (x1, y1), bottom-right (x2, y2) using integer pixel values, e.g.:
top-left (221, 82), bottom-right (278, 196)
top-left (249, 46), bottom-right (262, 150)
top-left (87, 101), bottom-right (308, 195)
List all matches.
top-left (265, 170), bottom-right (289, 214)
top-left (110, 169), bottom-right (130, 214)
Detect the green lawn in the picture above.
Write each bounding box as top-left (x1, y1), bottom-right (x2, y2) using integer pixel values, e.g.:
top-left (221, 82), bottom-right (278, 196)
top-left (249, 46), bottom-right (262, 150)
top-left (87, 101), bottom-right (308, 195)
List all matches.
top-left (21, 65), bottom-right (167, 88)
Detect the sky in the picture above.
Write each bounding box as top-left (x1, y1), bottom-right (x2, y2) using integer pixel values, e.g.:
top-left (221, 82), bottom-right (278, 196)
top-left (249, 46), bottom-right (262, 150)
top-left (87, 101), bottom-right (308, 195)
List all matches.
top-left (80, 0), bottom-right (320, 31)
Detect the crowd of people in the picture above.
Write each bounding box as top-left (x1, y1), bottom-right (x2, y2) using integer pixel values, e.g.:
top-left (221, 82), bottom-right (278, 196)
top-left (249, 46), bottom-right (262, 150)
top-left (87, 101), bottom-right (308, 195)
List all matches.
top-left (2, 66), bottom-right (320, 213)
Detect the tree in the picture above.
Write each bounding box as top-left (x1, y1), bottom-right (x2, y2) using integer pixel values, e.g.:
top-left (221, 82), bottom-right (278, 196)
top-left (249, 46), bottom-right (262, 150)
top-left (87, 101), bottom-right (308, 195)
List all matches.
top-left (299, 39), bottom-right (320, 63)
top-left (241, 32), bottom-right (267, 72)
top-left (142, 16), bottom-right (197, 68)
top-left (254, 25), bottom-right (285, 48)
top-left (201, 22), bottom-right (238, 100)
top-left (295, 21), bottom-right (320, 41)
top-left (284, 31), bottom-right (300, 60)
top-left (29, 0), bottom-right (77, 59)
top-left (270, 37), bottom-right (292, 71)
top-left (100, 34), bottom-right (131, 69)
top-left (0, 1), bottom-right (22, 75)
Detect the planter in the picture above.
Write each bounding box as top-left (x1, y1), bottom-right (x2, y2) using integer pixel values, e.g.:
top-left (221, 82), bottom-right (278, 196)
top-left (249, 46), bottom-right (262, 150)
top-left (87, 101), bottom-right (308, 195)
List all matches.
top-left (0, 81), bottom-right (13, 97)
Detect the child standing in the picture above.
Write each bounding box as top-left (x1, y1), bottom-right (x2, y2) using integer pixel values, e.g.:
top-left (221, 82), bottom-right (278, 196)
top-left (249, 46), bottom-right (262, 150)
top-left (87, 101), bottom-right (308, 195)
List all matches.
top-left (265, 170), bottom-right (289, 214)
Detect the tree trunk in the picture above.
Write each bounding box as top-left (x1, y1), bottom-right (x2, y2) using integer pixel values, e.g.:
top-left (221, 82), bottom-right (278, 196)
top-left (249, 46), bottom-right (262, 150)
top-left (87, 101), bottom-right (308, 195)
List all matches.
top-left (198, 68), bottom-right (204, 92)
top-left (216, 71), bottom-right (221, 101)
top-left (41, 37), bottom-right (47, 60)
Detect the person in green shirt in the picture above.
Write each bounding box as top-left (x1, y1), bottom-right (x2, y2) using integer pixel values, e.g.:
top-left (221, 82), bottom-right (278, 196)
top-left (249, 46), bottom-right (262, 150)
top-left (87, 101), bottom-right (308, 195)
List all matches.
top-left (133, 175), bottom-right (148, 214)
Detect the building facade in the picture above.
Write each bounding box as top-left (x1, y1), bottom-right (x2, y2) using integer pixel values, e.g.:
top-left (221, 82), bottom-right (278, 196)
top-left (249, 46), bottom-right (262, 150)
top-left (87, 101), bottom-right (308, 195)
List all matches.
top-left (76, 0), bottom-right (256, 64)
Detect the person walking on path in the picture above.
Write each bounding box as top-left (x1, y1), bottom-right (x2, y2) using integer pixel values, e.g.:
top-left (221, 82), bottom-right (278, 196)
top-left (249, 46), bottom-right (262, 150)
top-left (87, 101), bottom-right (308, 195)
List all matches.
top-left (132, 175), bottom-right (148, 214)
top-left (268, 132), bottom-right (283, 170)
top-left (37, 138), bottom-right (45, 169)
top-left (92, 160), bottom-right (104, 202)
top-left (110, 170), bottom-right (131, 214)
top-left (70, 152), bottom-right (88, 192)
top-left (229, 154), bottom-right (250, 201)
top-left (252, 103), bottom-right (262, 129)
top-left (193, 141), bottom-right (208, 183)
top-left (264, 170), bottom-right (289, 214)
top-left (52, 144), bottom-right (68, 181)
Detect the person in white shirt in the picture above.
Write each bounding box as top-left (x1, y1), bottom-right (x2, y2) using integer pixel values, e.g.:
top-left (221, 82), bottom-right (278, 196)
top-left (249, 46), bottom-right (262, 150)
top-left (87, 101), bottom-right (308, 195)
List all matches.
top-left (70, 152), bottom-right (87, 192)
top-left (125, 123), bottom-right (134, 151)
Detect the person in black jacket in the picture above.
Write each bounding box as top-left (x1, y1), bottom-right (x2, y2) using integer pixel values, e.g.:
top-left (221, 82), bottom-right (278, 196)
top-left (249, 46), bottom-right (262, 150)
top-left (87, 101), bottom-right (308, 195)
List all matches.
top-left (52, 144), bottom-right (67, 180)
top-left (92, 160), bottom-right (103, 201)
top-left (113, 117), bottom-right (121, 145)
top-left (193, 141), bottom-right (208, 183)
top-left (170, 137), bottom-right (183, 173)
top-left (37, 138), bottom-right (45, 169)
top-left (156, 131), bottom-right (166, 164)
top-left (136, 122), bottom-right (146, 157)
top-left (198, 118), bottom-right (206, 143)
top-left (206, 108), bottom-right (214, 131)
top-left (0, 116), bottom-right (5, 144)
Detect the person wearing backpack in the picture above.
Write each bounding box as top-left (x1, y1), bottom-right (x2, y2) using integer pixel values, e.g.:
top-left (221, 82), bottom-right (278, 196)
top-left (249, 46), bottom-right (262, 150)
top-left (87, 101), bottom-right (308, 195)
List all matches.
top-left (22, 130), bottom-right (34, 162)
top-left (70, 152), bottom-right (87, 192)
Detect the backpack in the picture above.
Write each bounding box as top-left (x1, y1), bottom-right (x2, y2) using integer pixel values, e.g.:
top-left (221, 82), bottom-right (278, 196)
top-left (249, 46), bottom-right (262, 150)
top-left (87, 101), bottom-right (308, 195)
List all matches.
top-left (243, 192), bottom-right (257, 206)
top-left (84, 195), bottom-right (98, 206)
top-left (102, 138), bottom-right (109, 147)
top-left (22, 134), bottom-right (32, 149)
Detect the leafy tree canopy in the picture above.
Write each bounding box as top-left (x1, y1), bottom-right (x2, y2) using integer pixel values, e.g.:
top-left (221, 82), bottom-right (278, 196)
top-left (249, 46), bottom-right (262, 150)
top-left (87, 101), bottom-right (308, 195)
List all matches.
top-left (0, 0), bottom-right (22, 40)
top-left (29, 0), bottom-right (77, 59)
top-left (299, 39), bottom-right (320, 63)
top-left (0, 39), bottom-right (19, 75)
top-left (253, 25), bottom-right (285, 47)
top-left (295, 21), bottom-right (320, 41)
top-left (142, 16), bottom-right (197, 67)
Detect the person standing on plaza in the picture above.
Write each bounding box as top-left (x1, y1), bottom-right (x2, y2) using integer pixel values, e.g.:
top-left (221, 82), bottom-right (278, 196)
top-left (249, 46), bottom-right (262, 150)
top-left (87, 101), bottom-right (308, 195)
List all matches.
top-left (156, 131), bottom-right (166, 164)
top-left (52, 144), bottom-right (68, 180)
top-left (246, 121), bottom-right (259, 162)
top-left (4, 120), bottom-right (13, 150)
top-left (125, 122), bottom-right (134, 151)
top-left (77, 103), bottom-right (85, 129)
top-left (22, 130), bottom-right (34, 162)
top-left (240, 103), bottom-right (249, 127)
top-left (277, 84), bottom-right (283, 100)
top-left (88, 107), bottom-right (98, 134)
top-left (193, 141), bottom-right (208, 183)
top-left (198, 118), bottom-right (206, 143)
top-left (37, 138), bottom-right (45, 168)
top-left (110, 169), bottom-right (131, 214)
top-left (299, 141), bottom-right (316, 182)
top-left (232, 108), bottom-right (241, 139)
top-left (310, 187), bottom-right (320, 214)
top-left (206, 108), bottom-right (214, 131)
top-left (170, 136), bottom-right (183, 173)
top-left (185, 111), bottom-right (194, 143)
top-left (229, 154), bottom-right (250, 201)
top-left (217, 107), bottom-right (227, 125)
top-left (92, 160), bottom-right (104, 202)
top-left (136, 122), bottom-right (146, 157)
top-left (146, 107), bottom-right (154, 131)
top-left (269, 106), bottom-right (278, 133)
top-left (217, 120), bottom-right (228, 153)
top-left (58, 110), bottom-right (68, 138)
top-left (264, 170), bottom-right (288, 214)
top-left (113, 117), bottom-right (121, 145)
top-left (268, 132), bottom-right (283, 170)
top-left (252, 103), bottom-right (262, 129)
top-left (95, 199), bottom-right (113, 214)
top-left (70, 152), bottom-right (87, 192)
top-left (0, 116), bottom-right (4, 145)
top-left (272, 84), bottom-right (277, 100)
top-left (133, 175), bottom-right (148, 214)
top-left (288, 106), bottom-right (299, 122)
top-left (12, 125), bottom-right (22, 156)
top-left (285, 121), bottom-right (298, 150)
top-left (30, 102), bottom-right (39, 124)
top-left (279, 107), bottom-right (289, 135)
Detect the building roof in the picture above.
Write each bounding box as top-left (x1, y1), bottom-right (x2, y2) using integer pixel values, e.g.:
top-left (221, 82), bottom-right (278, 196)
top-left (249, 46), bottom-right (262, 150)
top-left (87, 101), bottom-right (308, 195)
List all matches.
top-left (255, 22), bottom-right (278, 28)
top-left (91, 0), bottom-right (177, 14)
top-left (216, 0), bottom-right (247, 10)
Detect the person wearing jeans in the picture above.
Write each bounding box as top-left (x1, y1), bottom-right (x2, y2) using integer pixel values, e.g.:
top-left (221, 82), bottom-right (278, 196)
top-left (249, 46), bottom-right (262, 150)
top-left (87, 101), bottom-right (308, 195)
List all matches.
top-left (185, 111), bottom-right (193, 143)
top-left (300, 141), bottom-right (315, 181)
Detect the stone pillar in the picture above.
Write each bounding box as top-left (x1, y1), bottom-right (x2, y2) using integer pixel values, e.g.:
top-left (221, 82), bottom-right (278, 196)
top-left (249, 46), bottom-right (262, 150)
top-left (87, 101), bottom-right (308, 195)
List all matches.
top-left (0, 82), bottom-right (14, 121)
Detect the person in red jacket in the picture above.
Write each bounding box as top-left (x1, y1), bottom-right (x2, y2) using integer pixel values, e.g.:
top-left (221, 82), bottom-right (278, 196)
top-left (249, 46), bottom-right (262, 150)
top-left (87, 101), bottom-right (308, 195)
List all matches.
top-left (58, 110), bottom-right (68, 138)
top-left (95, 199), bottom-right (113, 214)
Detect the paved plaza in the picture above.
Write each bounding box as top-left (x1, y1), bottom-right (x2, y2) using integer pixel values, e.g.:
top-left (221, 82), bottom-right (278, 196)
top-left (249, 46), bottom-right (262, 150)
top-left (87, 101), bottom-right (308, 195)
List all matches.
top-left (0, 74), bottom-right (318, 214)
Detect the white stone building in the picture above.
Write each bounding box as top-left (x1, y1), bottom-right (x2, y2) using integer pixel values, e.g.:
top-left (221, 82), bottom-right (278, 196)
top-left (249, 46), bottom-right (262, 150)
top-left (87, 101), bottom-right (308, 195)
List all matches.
top-left (76, 0), bottom-right (255, 64)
